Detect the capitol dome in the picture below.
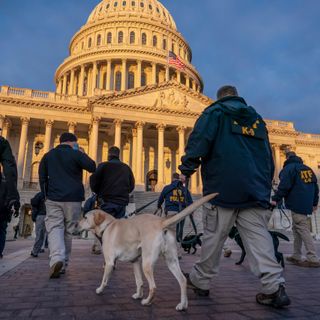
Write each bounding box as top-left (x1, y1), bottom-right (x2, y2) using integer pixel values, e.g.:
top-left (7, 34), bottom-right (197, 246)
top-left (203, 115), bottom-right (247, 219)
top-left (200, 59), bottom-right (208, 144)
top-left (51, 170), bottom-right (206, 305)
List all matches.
top-left (55, 0), bottom-right (203, 97)
top-left (87, 0), bottom-right (177, 31)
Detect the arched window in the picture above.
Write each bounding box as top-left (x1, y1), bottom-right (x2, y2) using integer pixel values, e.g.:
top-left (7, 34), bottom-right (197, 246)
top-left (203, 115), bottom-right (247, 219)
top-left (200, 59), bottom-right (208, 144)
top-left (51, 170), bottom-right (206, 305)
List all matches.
top-left (130, 31), bottom-right (135, 44)
top-left (171, 42), bottom-right (175, 53)
top-left (118, 31), bottom-right (124, 44)
top-left (142, 33), bottom-right (147, 45)
top-left (97, 34), bottom-right (102, 46)
top-left (115, 71), bottom-right (122, 91)
top-left (128, 72), bottom-right (135, 89)
top-left (141, 72), bottom-right (147, 86)
top-left (88, 37), bottom-right (92, 48)
top-left (153, 35), bottom-right (157, 47)
top-left (107, 32), bottom-right (112, 44)
top-left (162, 38), bottom-right (167, 50)
top-left (132, 1), bottom-right (136, 6)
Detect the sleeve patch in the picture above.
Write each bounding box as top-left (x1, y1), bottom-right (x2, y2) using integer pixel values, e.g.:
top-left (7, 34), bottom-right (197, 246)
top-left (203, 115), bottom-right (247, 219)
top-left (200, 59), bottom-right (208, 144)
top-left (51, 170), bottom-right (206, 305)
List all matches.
top-left (231, 119), bottom-right (266, 140)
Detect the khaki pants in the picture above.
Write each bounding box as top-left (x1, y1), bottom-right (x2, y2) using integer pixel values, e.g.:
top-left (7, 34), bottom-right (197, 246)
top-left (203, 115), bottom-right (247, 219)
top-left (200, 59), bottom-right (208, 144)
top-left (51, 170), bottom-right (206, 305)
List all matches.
top-left (31, 215), bottom-right (46, 255)
top-left (45, 200), bottom-right (82, 267)
top-left (291, 212), bottom-right (319, 263)
top-left (190, 204), bottom-right (285, 294)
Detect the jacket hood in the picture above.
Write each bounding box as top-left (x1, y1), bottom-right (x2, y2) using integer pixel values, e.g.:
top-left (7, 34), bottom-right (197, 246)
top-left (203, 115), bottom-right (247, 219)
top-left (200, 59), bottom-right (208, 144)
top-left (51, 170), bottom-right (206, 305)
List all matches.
top-left (216, 96), bottom-right (259, 127)
top-left (284, 155), bottom-right (303, 167)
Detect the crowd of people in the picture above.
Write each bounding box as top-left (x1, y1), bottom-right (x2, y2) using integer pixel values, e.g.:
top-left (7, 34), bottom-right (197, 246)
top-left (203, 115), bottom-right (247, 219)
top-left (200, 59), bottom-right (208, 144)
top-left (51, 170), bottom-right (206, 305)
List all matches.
top-left (0, 85), bottom-right (319, 309)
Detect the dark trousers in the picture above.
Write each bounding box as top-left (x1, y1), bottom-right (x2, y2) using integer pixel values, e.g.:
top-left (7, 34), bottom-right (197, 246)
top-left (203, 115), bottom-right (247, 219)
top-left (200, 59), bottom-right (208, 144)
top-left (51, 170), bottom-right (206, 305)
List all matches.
top-left (0, 219), bottom-right (8, 256)
top-left (100, 202), bottom-right (126, 219)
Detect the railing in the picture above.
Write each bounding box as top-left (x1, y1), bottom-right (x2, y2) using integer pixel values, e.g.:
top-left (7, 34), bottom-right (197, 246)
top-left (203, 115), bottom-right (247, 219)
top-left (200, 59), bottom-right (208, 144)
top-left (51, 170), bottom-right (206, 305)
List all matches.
top-left (297, 133), bottom-right (320, 140)
top-left (265, 119), bottom-right (295, 130)
top-left (0, 85), bottom-right (88, 105)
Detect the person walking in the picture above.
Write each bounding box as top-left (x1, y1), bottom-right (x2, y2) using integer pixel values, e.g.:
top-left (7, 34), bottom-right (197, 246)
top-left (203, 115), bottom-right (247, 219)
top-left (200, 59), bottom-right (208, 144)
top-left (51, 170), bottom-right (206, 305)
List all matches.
top-left (179, 85), bottom-right (290, 308)
top-left (0, 134), bottom-right (20, 258)
top-left (39, 132), bottom-right (96, 278)
top-left (30, 192), bottom-right (47, 257)
top-left (90, 146), bottom-right (135, 219)
top-left (272, 151), bottom-right (320, 267)
top-left (157, 173), bottom-right (193, 257)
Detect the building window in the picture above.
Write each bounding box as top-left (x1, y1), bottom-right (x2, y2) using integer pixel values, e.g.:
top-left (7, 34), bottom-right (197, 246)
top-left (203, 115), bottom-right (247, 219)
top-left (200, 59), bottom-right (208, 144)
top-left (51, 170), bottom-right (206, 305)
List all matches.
top-left (97, 34), bottom-right (102, 46)
top-left (132, 1), bottom-right (136, 6)
top-left (130, 31), bottom-right (135, 44)
top-left (149, 4), bottom-right (152, 10)
top-left (107, 32), bottom-right (112, 44)
top-left (162, 38), bottom-right (167, 50)
top-left (88, 37), bottom-right (92, 48)
top-left (128, 72), bottom-right (135, 89)
top-left (140, 2), bottom-right (144, 8)
top-left (115, 71), bottom-right (122, 91)
top-left (81, 42), bottom-right (84, 49)
top-left (172, 42), bottom-right (175, 53)
top-left (153, 35), bottom-right (157, 47)
top-left (141, 72), bottom-right (147, 86)
top-left (142, 33), bottom-right (147, 45)
top-left (114, 2), bottom-right (118, 7)
top-left (123, 1), bottom-right (127, 6)
top-left (118, 31), bottom-right (124, 44)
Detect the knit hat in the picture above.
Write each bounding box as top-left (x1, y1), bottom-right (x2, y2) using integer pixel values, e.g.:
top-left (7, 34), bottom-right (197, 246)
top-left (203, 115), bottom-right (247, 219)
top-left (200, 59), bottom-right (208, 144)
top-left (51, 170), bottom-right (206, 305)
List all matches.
top-left (59, 132), bottom-right (77, 143)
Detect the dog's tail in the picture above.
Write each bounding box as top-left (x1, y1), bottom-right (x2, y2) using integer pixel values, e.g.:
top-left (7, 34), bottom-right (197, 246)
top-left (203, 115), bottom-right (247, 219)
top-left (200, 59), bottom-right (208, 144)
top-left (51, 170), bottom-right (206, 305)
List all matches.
top-left (270, 231), bottom-right (290, 242)
top-left (162, 193), bottom-right (218, 229)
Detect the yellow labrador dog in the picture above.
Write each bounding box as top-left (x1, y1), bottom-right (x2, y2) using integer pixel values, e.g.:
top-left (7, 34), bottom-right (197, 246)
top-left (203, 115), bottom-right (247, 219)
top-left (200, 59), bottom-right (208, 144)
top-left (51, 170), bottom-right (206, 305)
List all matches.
top-left (79, 194), bottom-right (217, 311)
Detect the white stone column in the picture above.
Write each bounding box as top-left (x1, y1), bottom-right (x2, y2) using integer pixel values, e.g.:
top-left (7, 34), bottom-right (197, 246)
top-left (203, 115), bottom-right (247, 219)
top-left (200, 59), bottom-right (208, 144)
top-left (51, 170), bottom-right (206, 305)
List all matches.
top-left (106, 60), bottom-right (112, 90)
top-left (62, 74), bottom-right (68, 95)
top-left (177, 126), bottom-right (185, 164)
top-left (114, 119), bottom-right (122, 149)
top-left (2, 118), bottom-right (11, 140)
top-left (91, 61), bottom-right (98, 96)
top-left (0, 115), bottom-right (4, 135)
top-left (17, 117), bottom-right (30, 181)
top-left (274, 144), bottom-right (281, 181)
top-left (191, 172), bottom-right (198, 194)
top-left (166, 66), bottom-right (170, 81)
top-left (69, 70), bottom-right (75, 95)
top-left (186, 76), bottom-right (190, 88)
top-left (43, 120), bottom-right (54, 154)
top-left (68, 122), bottom-right (77, 134)
top-left (56, 80), bottom-right (62, 94)
top-left (152, 63), bottom-right (157, 85)
top-left (137, 60), bottom-right (142, 87)
top-left (99, 65), bottom-right (104, 89)
top-left (135, 121), bottom-right (144, 189)
top-left (192, 80), bottom-right (196, 91)
top-left (78, 65), bottom-right (85, 96)
top-left (121, 59), bottom-right (127, 91)
top-left (177, 71), bottom-right (181, 83)
top-left (89, 117), bottom-right (100, 163)
top-left (132, 128), bottom-right (137, 177)
top-left (156, 123), bottom-right (165, 191)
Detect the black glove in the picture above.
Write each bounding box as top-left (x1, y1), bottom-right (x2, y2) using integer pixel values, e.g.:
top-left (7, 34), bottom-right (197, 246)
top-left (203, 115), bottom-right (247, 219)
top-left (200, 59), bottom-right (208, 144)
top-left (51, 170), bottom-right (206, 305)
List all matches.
top-left (7, 199), bottom-right (20, 218)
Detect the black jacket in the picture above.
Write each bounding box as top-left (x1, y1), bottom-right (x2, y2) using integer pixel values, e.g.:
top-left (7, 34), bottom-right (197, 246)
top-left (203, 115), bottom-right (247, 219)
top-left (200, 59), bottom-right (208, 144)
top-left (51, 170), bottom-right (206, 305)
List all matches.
top-left (31, 192), bottom-right (46, 222)
top-left (90, 157), bottom-right (135, 206)
top-left (272, 156), bottom-right (319, 215)
top-left (39, 144), bottom-right (96, 202)
top-left (179, 96), bottom-right (274, 209)
top-left (0, 178), bottom-right (11, 222)
top-left (0, 137), bottom-right (19, 205)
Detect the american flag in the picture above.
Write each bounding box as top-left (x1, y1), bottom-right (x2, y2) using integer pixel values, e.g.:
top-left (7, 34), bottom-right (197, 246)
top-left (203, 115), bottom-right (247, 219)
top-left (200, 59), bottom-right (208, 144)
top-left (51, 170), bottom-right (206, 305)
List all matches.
top-left (168, 51), bottom-right (185, 70)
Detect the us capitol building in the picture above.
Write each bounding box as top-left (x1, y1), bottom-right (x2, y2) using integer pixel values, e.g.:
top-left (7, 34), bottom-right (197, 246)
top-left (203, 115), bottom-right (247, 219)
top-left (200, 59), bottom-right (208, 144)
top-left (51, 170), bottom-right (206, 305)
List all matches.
top-left (1, 0), bottom-right (320, 235)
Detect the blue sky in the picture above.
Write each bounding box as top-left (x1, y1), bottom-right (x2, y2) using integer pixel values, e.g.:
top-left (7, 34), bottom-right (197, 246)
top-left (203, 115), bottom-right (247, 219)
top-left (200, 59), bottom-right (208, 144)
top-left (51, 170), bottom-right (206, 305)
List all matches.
top-left (0, 0), bottom-right (319, 133)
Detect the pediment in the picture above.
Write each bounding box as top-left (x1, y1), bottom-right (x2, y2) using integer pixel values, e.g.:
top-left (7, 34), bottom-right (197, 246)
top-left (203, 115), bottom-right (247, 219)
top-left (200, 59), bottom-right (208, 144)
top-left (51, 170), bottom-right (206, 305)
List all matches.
top-left (93, 82), bottom-right (213, 114)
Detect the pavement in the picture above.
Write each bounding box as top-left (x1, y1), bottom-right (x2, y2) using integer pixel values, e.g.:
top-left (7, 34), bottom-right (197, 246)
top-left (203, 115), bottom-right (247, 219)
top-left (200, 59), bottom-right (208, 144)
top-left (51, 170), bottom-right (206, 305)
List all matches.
top-left (0, 238), bottom-right (320, 320)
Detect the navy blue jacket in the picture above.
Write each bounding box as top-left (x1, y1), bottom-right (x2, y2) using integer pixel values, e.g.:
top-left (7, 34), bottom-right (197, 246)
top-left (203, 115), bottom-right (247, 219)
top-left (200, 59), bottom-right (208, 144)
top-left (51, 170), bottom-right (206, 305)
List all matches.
top-left (31, 192), bottom-right (46, 222)
top-left (39, 144), bottom-right (96, 202)
top-left (179, 96), bottom-right (274, 209)
top-left (157, 180), bottom-right (193, 212)
top-left (272, 156), bottom-right (319, 215)
top-left (90, 157), bottom-right (135, 206)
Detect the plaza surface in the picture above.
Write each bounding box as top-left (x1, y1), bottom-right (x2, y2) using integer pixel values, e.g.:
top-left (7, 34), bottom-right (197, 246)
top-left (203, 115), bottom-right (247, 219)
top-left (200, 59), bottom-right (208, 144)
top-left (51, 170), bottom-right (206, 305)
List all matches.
top-left (0, 238), bottom-right (319, 320)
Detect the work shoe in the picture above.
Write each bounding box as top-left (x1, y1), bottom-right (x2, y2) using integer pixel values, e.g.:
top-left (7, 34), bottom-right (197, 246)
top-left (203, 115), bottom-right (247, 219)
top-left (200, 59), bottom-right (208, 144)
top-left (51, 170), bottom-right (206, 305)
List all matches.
top-left (39, 249), bottom-right (45, 253)
top-left (49, 261), bottom-right (63, 279)
top-left (286, 256), bottom-right (301, 264)
top-left (256, 284), bottom-right (291, 308)
top-left (30, 252), bottom-right (38, 258)
top-left (296, 260), bottom-right (320, 268)
top-left (224, 249), bottom-right (232, 258)
top-left (184, 273), bottom-right (210, 297)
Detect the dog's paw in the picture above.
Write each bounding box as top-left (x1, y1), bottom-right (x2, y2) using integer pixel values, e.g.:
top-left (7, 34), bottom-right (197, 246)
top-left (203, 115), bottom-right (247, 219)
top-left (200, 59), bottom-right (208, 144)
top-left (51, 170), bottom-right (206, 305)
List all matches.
top-left (96, 287), bottom-right (104, 295)
top-left (132, 292), bottom-right (143, 300)
top-left (176, 301), bottom-right (188, 311)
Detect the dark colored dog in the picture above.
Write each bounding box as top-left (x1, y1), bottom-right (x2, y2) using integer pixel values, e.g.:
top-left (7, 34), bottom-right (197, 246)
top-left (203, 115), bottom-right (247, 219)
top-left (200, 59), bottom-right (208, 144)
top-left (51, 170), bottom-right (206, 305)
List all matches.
top-left (228, 226), bottom-right (289, 267)
top-left (181, 233), bottom-right (203, 254)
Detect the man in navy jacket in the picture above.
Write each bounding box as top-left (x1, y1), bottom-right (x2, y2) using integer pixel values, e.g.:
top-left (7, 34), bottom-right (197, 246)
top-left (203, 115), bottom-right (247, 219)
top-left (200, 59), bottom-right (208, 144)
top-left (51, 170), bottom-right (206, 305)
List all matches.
top-left (179, 85), bottom-right (290, 308)
top-left (39, 132), bottom-right (96, 278)
top-left (272, 152), bottom-right (319, 267)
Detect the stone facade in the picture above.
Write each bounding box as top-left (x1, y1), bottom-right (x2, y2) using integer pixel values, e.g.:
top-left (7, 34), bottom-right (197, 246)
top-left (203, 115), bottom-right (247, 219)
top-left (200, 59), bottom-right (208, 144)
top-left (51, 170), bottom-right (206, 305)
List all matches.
top-left (1, 0), bottom-right (320, 236)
